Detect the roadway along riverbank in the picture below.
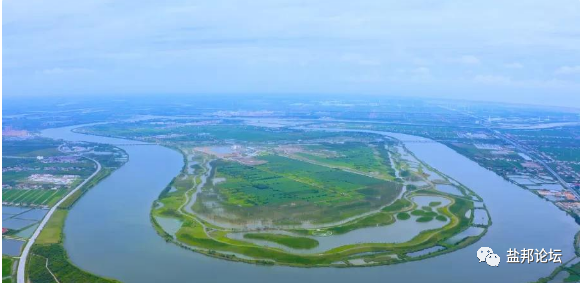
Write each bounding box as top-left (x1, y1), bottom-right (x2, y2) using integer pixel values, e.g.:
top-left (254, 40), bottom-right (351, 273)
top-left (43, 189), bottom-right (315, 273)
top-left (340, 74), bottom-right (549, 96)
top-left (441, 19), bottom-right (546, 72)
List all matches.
top-left (16, 157), bottom-right (102, 283)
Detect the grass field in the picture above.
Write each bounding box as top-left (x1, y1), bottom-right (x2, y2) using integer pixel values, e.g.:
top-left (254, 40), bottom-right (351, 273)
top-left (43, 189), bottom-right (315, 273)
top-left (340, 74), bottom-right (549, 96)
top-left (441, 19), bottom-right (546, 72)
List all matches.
top-left (2, 189), bottom-right (66, 206)
top-left (295, 142), bottom-right (395, 179)
top-left (3, 256), bottom-right (13, 282)
top-left (202, 154), bottom-right (401, 223)
top-left (243, 233), bottom-right (319, 249)
top-left (36, 209), bottom-right (68, 245)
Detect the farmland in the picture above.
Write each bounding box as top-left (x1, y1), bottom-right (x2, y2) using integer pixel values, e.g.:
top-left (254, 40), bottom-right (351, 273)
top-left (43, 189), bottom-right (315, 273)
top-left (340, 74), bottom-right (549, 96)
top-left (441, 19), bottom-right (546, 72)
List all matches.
top-left (2, 137), bottom-right (127, 208)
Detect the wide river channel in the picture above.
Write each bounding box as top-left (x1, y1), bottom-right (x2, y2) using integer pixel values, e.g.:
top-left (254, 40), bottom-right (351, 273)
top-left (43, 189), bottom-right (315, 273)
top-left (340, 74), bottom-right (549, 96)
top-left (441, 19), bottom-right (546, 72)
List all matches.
top-left (41, 125), bottom-right (579, 283)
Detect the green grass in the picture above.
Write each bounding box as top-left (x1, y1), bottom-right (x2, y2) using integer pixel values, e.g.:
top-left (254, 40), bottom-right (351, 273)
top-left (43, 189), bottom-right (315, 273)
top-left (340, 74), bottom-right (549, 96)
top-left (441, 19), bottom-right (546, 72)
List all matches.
top-left (564, 262), bottom-right (580, 282)
top-left (28, 244), bottom-right (119, 283)
top-left (382, 199), bottom-right (412, 212)
top-left (2, 256), bottom-right (13, 280)
top-left (205, 155), bottom-right (401, 223)
top-left (327, 212), bottom-right (395, 235)
top-left (416, 216), bottom-right (434, 222)
top-left (36, 209), bottom-right (68, 244)
top-left (162, 165), bottom-right (480, 267)
top-left (2, 189), bottom-right (66, 206)
top-left (435, 215), bottom-right (447, 221)
top-left (295, 142), bottom-right (395, 179)
top-left (243, 233), bottom-right (319, 249)
top-left (396, 212), bottom-right (411, 220)
top-left (411, 210), bottom-right (437, 217)
top-left (429, 201), bottom-right (441, 207)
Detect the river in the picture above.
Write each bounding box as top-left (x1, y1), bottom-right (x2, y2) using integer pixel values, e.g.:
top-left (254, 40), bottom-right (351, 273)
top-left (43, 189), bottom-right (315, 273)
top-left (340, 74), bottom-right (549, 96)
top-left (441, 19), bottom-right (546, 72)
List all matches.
top-left (41, 125), bottom-right (579, 283)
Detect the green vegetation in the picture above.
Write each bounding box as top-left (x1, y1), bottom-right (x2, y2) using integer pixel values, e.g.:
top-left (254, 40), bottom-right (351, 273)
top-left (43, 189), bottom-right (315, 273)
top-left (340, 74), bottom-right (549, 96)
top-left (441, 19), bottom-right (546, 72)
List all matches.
top-left (2, 138), bottom-right (61, 157)
top-left (382, 199), bottom-right (412, 212)
top-left (36, 209), bottom-right (68, 245)
top-left (565, 262), bottom-right (580, 282)
top-left (396, 212), bottom-right (411, 220)
top-left (3, 256), bottom-right (14, 282)
top-left (295, 142), bottom-right (395, 179)
top-left (81, 123), bottom-right (346, 143)
top-left (199, 155), bottom-right (401, 224)
top-left (14, 141), bottom-right (127, 282)
top-left (411, 210), bottom-right (437, 217)
top-left (243, 233), bottom-right (319, 249)
top-left (325, 212), bottom-right (394, 235)
top-left (2, 138), bottom-right (126, 209)
top-left (416, 216), bottom-right (433, 222)
top-left (28, 244), bottom-right (119, 283)
top-left (2, 189), bottom-right (67, 207)
top-left (435, 215), bottom-right (447, 221)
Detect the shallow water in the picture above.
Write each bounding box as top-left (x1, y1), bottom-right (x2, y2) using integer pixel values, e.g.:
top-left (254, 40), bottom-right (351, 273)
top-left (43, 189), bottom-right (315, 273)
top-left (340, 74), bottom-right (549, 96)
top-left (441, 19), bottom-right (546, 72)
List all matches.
top-left (445, 227), bottom-right (485, 245)
top-left (228, 196), bottom-right (450, 254)
top-left (2, 238), bottom-right (24, 256)
top-left (155, 217), bottom-right (182, 237)
top-left (436, 184), bottom-right (464, 196)
top-left (473, 209), bottom-right (490, 225)
top-left (16, 208), bottom-right (48, 221)
top-left (407, 246), bottom-right (445, 257)
top-left (2, 205), bottom-right (31, 215)
top-left (3, 218), bottom-right (37, 230)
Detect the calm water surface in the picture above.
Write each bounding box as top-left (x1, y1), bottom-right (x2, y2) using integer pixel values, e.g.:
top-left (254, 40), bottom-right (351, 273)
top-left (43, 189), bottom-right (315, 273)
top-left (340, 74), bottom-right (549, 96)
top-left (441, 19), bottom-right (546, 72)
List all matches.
top-left (40, 126), bottom-right (579, 283)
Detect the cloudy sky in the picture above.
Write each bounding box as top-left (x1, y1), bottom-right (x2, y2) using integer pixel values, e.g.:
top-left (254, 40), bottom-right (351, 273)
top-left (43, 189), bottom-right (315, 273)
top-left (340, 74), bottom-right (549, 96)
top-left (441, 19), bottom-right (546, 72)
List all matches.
top-left (4, 0), bottom-right (580, 107)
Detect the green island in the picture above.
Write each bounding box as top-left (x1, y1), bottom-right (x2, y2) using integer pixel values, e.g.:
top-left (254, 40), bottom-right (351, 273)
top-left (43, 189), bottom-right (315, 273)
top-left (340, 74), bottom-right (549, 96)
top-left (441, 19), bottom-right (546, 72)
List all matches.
top-left (80, 120), bottom-right (490, 267)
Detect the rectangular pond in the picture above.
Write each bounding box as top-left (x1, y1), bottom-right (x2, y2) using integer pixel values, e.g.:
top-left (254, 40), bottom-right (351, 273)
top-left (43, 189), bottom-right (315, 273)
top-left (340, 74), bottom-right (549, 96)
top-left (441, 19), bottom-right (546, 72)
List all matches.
top-left (16, 208), bottom-right (48, 221)
top-left (2, 238), bottom-right (25, 256)
top-left (2, 218), bottom-right (37, 230)
top-left (2, 205), bottom-right (31, 215)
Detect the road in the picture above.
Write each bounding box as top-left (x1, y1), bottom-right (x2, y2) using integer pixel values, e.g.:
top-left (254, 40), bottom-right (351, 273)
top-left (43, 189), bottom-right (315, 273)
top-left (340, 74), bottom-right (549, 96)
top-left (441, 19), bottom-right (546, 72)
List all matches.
top-left (16, 157), bottom-right (102, 283)
top-left (443, 106), bottom-right (579, 199)
top-left (494, 131), bottom-right (580, 199)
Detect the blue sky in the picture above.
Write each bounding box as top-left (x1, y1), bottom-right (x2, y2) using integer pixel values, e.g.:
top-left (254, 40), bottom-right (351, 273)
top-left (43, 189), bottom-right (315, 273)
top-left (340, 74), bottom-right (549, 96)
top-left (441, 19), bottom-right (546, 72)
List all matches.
top-left (4, 0), bottom-right (580, 107)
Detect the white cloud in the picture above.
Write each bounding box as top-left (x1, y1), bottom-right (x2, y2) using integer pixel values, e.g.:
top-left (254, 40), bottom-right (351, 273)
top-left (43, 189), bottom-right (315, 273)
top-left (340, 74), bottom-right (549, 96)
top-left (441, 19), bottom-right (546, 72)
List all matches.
top-left (411, 67), bottom-right (430, 75)
top-left (504, 62), bottom-right (523, 69)
top-left (340, 53), bottom-right (381, 66)
top-left (38, 67), bottom-right (93, 75)
top-left (555, 65), bottom-right (580, 75)
top-left (457, 55), bottom-right (480, 65)
top-left (473, 75), bottom-right (511, 84)
top-left (473, 75), bottom-right (577, 89)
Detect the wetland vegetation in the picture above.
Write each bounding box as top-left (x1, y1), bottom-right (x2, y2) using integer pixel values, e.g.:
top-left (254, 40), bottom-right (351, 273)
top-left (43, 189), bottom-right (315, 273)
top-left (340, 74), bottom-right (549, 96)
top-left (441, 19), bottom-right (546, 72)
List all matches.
top-left (78, 120), bottom-right (489, 267)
